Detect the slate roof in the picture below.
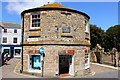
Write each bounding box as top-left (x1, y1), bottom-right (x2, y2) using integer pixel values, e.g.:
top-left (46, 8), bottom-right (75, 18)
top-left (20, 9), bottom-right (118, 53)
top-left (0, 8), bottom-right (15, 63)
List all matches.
top-left (0, 22), bottom-right (21, 28)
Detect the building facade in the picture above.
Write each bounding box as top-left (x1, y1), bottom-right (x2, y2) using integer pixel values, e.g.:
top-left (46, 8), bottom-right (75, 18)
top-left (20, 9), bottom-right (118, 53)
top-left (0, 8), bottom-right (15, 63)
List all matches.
top-left (0, 24), bottom-right (4, 66)
top-left (0, 22), bottom-right (21, 58)
top-left (21, 2), bottom-right (91, 77)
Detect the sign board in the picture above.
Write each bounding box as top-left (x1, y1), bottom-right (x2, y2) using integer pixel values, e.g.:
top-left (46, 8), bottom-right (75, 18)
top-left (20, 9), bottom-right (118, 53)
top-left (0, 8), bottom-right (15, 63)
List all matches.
top-left (27, 38), bottom-right (39, 42)
top-left (39, 47), bottom-right (44, 54)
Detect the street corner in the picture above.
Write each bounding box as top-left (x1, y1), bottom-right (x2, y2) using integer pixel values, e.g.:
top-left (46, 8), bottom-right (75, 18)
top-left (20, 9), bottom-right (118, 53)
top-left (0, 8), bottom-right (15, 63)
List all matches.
top-left (13, 60), bottom-right (39, 78)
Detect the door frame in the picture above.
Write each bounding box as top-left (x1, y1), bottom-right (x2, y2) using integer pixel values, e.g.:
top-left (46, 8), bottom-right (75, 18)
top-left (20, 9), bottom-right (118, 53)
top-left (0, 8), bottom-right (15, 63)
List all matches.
top-left (58, 53), bottom-right (74, 75)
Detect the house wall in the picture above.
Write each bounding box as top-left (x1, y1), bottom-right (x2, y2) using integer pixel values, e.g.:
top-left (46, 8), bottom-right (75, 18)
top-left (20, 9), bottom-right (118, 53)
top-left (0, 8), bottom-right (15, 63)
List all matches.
top-left (2, 27), bottom-right (21, 45)
top-left (0, 27), bottom-right (2, 66)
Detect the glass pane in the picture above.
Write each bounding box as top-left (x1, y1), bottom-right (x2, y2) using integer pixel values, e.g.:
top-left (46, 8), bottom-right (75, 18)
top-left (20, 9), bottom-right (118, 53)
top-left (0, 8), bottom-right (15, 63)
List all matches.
top-left (35, 20), bottom-right (37, 23)
top-left (32, 24), bottom-right (34, 27)
top-left (35, 15), bottom-right (37, 18)
top-left (62, 27), bottom-right (70, 33)
top-left (35, 24), bottom-right (37, 27)
top-left (32, 15), bottom-right (34, 18)
top-left (38, 23), bottom-right (40, 27)
top-left (37, 19), bottom-right (40, 23)
top-left (38, 15), bottom-right (40, 18)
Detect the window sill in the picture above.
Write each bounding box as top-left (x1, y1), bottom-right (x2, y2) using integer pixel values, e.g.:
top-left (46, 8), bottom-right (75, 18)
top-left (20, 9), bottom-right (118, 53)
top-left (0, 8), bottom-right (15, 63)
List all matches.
top-left (29, 28), bottom-right (41, 31)
top-left (28, 34), bottom-right (40, 37)
top-left (61, 33), bottom-right (72, 36)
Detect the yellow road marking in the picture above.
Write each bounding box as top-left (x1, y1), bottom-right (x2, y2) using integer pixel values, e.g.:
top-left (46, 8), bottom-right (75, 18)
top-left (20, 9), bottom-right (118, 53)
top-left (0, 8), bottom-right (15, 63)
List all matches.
top-left (13, 61), bottom-right (39, 78)
top-left (92, 71), bottom-right (95, 76)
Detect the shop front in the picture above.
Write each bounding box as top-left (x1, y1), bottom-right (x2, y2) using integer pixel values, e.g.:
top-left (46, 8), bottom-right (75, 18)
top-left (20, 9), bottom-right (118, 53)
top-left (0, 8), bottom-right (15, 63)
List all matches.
top-left (28, 54), bottom-right (41, 73)
top-left (2, 45), bottom-right (21, 58)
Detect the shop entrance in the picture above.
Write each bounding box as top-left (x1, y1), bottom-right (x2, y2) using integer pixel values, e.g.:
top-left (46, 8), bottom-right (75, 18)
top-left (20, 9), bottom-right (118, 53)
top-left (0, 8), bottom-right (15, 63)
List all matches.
top-left (59, 54), bottom-right (74, 75)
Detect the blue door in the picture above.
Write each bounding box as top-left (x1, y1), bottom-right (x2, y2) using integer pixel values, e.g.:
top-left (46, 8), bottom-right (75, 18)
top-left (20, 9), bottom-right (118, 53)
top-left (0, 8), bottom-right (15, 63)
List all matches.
top-left (33, 55), bottom-right (41, 69)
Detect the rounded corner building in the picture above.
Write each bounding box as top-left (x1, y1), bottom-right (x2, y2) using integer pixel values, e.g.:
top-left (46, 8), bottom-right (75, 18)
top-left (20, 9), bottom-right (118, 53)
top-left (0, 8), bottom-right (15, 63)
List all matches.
top-left (21, 2), bottom-right (91, 77)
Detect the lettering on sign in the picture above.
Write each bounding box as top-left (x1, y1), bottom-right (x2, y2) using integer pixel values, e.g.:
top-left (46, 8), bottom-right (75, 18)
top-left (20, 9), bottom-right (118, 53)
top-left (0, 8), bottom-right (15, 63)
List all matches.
top-left (27, 38), bottom-right (39, 42)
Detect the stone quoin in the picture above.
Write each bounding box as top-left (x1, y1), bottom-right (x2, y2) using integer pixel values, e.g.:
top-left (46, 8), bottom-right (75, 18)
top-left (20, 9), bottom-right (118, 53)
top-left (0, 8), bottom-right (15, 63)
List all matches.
top-left (21, 2), bottom-right (91, 77)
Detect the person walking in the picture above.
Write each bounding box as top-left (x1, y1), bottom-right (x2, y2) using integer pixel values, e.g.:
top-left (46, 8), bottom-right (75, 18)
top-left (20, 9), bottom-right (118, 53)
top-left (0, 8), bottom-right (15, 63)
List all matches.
top-left (4, 53), bottom-right (8, 65)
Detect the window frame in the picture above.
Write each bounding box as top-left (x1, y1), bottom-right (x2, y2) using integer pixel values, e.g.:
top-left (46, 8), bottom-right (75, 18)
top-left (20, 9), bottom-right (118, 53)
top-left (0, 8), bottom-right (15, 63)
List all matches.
top-left (13, 37), bottom-right (17, 43)
top-left (28, 54), bottom-right (41, 73)
top-left (3, 37), bottom-right (7, 43)
top-left (30, 13), bottom-right (40, 29)
top-left (62, 27), bottom-right (70, 33)
top-left (14, 29), bottom-right (17, 33)
top-left (4, 29), bottom-right (7, 33)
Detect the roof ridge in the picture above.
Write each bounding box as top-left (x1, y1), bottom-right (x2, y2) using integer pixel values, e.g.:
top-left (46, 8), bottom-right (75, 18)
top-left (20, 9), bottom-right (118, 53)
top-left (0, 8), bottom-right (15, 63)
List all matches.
top-left (0, 21), bottom-right (21, 25)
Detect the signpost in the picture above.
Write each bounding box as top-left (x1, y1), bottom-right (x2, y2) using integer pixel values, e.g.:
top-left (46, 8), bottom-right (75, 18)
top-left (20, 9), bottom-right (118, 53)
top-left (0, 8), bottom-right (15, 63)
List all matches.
top-left (39, 47), bottom-right (44, 54)
top-left (39, 47), bottom-right (44, 77)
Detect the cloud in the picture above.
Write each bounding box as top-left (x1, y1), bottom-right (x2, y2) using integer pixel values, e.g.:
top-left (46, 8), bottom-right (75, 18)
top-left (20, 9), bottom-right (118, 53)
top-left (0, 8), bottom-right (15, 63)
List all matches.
top-left (6, 0), bottom-right (55, 15)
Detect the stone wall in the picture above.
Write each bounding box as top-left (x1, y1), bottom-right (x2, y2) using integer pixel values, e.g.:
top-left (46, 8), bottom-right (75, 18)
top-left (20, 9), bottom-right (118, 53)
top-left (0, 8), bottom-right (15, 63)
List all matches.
top-left (22, 45), bottom-right (90, 77)
top-left (23, 10), bottom-right (90, 45)
top-left (92, 44), bottom-right (119, 66)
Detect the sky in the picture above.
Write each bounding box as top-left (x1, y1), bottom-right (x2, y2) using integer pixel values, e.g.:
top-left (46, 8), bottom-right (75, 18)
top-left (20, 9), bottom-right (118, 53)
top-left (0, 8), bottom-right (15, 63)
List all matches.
top-left (1, 2), bottom-right (118, 31)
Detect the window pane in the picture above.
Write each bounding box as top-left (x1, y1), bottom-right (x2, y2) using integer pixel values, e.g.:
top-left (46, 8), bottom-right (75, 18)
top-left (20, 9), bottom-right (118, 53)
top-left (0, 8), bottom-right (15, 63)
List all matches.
top-left (38, 15), bottom-right (40, 18)
top-left (62, 27), bottom-right (70, 33)
top-left (37, 19), bottom-right (40, 23)
top-left (35, 15), bottom-right (37, 18)
top-left (3, 37), bottom-right (7, 43)
top-left (13, 38), bottom-right (17, 43)
top-left (4, 29), bottom-right (7, 33)
top-left (38, 23), bottom-right (40, 27)
top-left (14, 29), bottom-right (17, 33)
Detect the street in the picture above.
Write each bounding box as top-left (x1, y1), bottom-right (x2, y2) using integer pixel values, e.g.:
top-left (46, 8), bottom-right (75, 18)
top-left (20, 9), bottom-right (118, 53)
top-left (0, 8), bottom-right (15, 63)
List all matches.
top-left (1, 58), bottom-right (37, 78)
top-left (0, 58), bottom-right (119, 79)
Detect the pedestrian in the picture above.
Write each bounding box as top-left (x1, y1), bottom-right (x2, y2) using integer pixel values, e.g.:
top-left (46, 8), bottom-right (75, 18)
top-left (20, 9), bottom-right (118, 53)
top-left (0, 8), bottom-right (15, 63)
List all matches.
top-left (4, 53), bottom-right (8, 65)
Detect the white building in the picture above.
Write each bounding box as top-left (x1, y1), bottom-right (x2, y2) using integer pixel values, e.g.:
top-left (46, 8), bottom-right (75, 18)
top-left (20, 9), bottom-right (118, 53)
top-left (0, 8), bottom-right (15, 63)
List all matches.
top-left (0, 22), bottom-right (21, 58)
top-left (0, 24), bottom-right (4, 66)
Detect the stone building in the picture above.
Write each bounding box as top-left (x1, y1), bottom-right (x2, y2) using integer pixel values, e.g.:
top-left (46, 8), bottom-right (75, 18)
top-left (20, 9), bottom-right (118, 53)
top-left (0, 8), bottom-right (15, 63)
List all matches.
top-left (21, 2), bottom-right (90, 77)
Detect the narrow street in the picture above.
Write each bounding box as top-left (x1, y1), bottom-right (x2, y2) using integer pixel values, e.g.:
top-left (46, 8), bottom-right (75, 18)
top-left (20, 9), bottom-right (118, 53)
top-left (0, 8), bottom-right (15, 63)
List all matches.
top-left (0, 57), bottom-right (119, 79)
top-left (1, 58), bottom-right (35, 78)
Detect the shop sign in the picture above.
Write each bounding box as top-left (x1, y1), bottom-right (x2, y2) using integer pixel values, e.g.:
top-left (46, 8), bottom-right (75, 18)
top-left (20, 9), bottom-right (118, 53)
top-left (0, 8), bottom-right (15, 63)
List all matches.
top-left (58, 50), bottom-right (66, 54)
top-left (68, 50), bottom-right (74, 54)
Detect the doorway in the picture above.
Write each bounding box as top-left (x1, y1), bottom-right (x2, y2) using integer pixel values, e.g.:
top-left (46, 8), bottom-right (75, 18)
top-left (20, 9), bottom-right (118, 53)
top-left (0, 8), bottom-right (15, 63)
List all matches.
top-left (11, 47), bottom-right (14, 58)
top-left (59, 54), bottom-right (74, 75)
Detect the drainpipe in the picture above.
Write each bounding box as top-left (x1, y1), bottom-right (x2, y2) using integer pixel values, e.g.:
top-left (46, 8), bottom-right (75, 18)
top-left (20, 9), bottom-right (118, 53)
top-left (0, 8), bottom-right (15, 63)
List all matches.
top-left (20, 15), bottom-right (24, 73)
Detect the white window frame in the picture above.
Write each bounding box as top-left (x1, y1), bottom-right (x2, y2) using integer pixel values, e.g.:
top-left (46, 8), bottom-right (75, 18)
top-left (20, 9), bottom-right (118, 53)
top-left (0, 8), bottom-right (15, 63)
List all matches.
top-left (3, 37), bottom-right (7, 43)
top-left (85, 20), bottom-right (88, 32)
top-left (85, 52), bottom-right (89, 69)
top-left (30, 13), bottom-right (40, 29)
